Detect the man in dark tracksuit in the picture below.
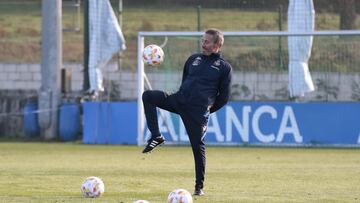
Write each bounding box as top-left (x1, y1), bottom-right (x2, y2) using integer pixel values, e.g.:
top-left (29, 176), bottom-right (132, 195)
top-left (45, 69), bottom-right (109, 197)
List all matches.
top-left (142, 28), bottom-right (232, 196)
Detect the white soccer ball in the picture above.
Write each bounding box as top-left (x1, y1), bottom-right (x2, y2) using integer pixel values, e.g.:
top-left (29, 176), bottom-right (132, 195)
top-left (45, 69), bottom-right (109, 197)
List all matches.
top-left (142, 44), bottom-right (164, 66)
top-left (167, 188), bottom-right (193, 203)
top-left (81, 176), bottom-right (105, 198)
top-left (133, 200), bottom-right (150, 203)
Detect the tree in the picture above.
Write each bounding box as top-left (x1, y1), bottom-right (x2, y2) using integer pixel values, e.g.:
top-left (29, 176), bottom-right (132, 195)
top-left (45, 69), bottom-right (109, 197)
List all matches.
top-left (339, 0), bottom-right (357, 30)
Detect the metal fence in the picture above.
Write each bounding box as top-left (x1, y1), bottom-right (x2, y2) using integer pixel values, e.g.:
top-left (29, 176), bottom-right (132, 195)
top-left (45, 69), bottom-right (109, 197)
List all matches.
top-left (0, 0), bottom-right (359, 102)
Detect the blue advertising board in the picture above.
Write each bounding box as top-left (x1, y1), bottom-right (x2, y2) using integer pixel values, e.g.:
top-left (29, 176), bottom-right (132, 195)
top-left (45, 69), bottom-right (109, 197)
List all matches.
top-left (83, 102), bottom-right (360, 146)
top-left (83, 102), bottom-right (137, 144)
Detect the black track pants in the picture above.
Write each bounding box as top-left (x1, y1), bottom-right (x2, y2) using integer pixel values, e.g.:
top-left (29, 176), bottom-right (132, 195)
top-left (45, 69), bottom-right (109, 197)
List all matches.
top-left (142, 90), bottom-right (208, 189)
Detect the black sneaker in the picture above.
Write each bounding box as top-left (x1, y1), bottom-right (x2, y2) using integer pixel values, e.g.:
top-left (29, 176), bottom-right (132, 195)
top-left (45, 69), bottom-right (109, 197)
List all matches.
top-left (193, 188), bottom-right (204, 196)
top-left (142, 136), bottom-right (165, 153)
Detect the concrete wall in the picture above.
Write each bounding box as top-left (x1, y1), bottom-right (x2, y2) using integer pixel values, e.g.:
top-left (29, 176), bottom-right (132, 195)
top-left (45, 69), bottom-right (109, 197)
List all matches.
top-left (0, 90), bottom-right (37, 137)
top-left (1, 62), bottom-right (359, 102)
top-left (0, 62), bottom-right (359, 137)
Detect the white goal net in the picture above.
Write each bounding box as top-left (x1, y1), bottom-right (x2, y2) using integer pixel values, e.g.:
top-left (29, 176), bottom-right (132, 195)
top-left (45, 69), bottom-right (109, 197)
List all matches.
top-left (137, 30), bottom-right (360, 145)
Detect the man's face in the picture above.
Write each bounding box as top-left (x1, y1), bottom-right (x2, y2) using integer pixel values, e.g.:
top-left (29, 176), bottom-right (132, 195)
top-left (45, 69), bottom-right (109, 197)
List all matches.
top-left (201, 33), bottom-right (220, 55)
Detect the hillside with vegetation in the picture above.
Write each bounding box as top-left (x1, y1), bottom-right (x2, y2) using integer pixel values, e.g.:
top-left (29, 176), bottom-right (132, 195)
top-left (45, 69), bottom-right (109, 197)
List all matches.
top-left (0, 0), bottom-right (359, 72)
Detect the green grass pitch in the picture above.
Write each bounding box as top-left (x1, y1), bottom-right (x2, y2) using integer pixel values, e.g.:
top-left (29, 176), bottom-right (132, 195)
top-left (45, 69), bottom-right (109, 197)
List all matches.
top-left (0, 142), bottom-right (359, 202)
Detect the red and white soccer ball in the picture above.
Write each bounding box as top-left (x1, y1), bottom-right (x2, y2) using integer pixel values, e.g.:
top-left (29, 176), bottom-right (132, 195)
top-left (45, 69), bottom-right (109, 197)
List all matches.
top-left (167, 188), bottom-right (193, 203)
top-left (142, 44), bottom-right (164, 66)
top-left (133, 200), bottom-right (150, 203)
top-left (81, 176), bottom-right (105, 198)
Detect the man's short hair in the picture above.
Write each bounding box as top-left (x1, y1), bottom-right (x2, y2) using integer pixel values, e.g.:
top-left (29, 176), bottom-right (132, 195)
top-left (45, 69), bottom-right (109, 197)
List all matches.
top-left (205, 28), bottom-right (224, 47)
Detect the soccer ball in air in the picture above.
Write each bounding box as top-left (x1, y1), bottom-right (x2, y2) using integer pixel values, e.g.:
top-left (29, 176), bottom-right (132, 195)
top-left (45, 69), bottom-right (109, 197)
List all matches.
top-left (142, 44), bottom-right (164, 66)
top-left (81, 176), bottom-right (105, 198)
top-left (133, 200), bottom-right (150, 203)
top-left (167, 188), bottom-right (193, 203)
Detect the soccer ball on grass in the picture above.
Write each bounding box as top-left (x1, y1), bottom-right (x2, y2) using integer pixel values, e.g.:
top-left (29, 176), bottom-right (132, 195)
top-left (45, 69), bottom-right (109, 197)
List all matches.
top-left (81, 176), bottom-right (105, 198)
top-left (167, 188), bottom-right (193, 203)
top-left (133, 200), bottom-right (150, 203)
top-left (142, 44), bottom-right (164, 66)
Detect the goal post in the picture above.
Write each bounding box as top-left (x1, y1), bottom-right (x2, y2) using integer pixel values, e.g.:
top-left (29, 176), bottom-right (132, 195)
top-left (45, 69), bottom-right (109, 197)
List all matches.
top-left (137, 30), bottom-right (360, 146)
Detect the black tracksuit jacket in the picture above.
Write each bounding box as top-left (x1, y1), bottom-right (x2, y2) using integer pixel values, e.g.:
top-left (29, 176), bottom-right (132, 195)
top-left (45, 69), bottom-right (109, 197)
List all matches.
top-left (177, 52), bottom-right (232, 114)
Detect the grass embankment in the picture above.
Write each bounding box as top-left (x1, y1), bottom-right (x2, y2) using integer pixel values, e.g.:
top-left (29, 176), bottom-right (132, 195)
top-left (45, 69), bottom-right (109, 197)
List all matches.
top-left (0, 1), bottom-right (344, 66)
